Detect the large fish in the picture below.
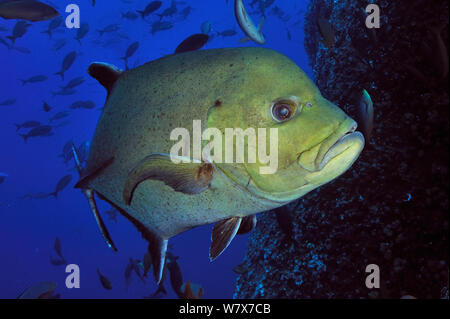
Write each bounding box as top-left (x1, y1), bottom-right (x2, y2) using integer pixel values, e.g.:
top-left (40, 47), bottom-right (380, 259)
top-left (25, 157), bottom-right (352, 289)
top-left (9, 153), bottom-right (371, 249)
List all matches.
top-left (73, 47), bottom-right (364, 284)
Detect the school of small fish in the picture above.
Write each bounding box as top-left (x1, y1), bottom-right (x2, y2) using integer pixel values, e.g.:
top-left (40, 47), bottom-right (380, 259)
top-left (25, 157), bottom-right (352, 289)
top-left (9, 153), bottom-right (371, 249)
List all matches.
top-left (0, 0), bottom-right (378, 299)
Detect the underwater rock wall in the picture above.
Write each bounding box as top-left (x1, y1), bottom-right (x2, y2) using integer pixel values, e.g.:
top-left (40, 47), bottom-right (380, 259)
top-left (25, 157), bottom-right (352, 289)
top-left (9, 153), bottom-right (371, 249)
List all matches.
top-left (234, 0), bottom-right (449, 299)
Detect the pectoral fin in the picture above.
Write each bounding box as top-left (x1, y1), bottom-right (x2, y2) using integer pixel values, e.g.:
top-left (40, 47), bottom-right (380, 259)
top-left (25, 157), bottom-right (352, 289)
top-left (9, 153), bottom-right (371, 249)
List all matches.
top-left (123, 154), bottom-right (214, 205)
top-left (237, 215), bottom-right (257, 235)
top-left (210, 217), bottom-right (242, 261)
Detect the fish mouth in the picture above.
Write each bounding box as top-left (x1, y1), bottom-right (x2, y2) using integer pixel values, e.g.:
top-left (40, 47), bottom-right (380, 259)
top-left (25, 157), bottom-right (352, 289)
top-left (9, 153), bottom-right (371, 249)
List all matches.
top-left (298, 120), bottom-right (364, 172)
top-left (317, 129), bottom-right (364, 171)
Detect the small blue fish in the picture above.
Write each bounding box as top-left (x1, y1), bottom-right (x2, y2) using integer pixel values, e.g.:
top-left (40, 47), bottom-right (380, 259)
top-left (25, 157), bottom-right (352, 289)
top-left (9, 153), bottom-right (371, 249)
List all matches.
top-left (0, 98), bottom-right (16, 106)
top-left (0, 172), bottom-right (8, 184)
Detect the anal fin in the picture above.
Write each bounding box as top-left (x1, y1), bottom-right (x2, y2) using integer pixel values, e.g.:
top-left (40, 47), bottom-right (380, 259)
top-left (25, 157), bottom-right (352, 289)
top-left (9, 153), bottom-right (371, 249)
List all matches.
top-left (210, 217), bottom-right (242, 261)
top-left (237, 215), bottom-right (257, 235)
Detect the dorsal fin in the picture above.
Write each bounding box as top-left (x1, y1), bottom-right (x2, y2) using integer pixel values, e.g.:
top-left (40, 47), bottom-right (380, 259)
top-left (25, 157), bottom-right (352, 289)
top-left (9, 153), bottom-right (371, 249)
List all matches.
top-left (88, 62), bottom-right (123, 96)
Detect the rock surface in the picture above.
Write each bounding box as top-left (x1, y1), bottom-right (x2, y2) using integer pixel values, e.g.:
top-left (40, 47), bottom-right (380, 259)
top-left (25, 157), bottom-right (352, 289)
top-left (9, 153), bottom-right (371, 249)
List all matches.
top-left (234, 0), bottom-right (449, 299)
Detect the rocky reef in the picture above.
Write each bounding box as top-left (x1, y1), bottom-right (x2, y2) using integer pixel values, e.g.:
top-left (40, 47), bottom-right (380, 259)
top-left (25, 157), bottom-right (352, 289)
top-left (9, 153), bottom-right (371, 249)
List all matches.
top-left (234, 0), bottom-right (449, 299)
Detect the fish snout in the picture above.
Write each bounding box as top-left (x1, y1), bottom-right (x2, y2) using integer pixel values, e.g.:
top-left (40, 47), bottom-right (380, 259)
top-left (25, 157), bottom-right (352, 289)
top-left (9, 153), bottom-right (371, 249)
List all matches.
top-left (298, 119), bottom-right (363, 172)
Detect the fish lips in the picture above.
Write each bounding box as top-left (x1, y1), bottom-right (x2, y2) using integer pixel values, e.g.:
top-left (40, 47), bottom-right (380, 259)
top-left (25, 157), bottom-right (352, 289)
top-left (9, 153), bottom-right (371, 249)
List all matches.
top-left (298, 120), bottom-right (364, 172)
top-left (317, 131), bottom-right (364, 171)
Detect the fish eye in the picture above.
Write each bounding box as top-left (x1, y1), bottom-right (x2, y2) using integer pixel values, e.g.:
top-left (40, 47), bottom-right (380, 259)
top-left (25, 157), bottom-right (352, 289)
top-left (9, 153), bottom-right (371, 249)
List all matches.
top-left (271, 100), bottom-right (296, 122)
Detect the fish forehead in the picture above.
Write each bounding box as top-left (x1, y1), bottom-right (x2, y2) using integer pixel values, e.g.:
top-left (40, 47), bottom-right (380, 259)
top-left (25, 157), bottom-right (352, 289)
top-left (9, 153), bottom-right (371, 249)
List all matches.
top-left (85, 48), bottom-right (287, 237)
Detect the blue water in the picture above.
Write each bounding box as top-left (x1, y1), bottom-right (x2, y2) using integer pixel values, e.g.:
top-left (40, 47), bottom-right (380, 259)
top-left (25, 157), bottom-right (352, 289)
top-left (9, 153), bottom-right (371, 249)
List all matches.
top-left (0, 0), bottom-right (311, 299)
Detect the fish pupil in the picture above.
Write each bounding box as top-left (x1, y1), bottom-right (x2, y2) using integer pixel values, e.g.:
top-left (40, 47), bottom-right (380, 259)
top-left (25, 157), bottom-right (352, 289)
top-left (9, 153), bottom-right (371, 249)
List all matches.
top-left (273, 103), bottom-right (292, 121)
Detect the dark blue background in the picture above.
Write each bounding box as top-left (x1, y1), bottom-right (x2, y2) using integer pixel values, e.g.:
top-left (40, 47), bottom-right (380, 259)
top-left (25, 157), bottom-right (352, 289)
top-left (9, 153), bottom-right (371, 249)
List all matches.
top-left (0, 0), bottom-right (311, 298)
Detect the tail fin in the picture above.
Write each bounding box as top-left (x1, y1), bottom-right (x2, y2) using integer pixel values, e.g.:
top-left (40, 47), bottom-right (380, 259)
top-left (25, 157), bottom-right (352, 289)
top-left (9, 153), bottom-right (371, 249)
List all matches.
top-left (20, 79), bottom-right (27, 86)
